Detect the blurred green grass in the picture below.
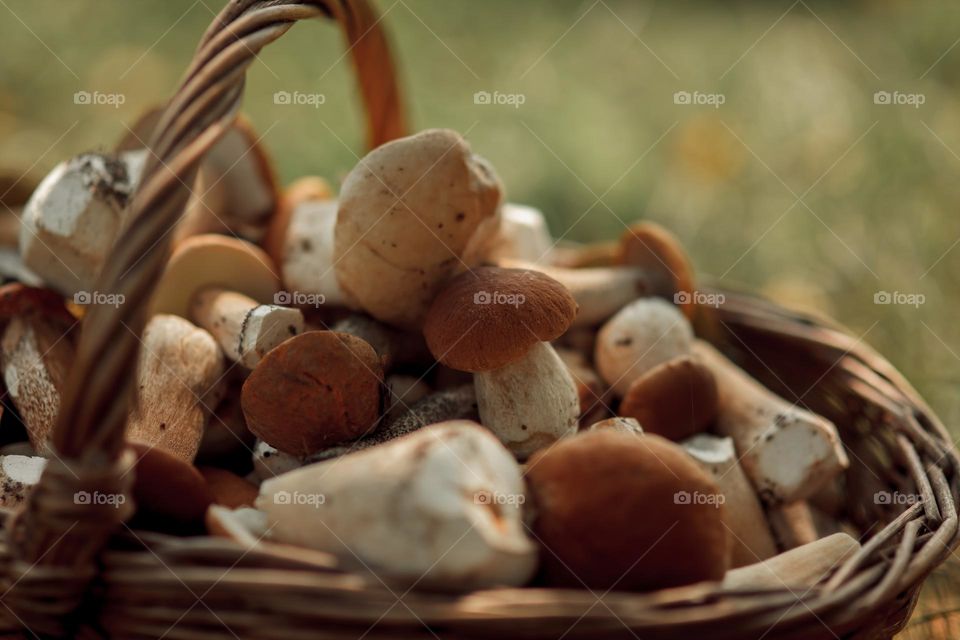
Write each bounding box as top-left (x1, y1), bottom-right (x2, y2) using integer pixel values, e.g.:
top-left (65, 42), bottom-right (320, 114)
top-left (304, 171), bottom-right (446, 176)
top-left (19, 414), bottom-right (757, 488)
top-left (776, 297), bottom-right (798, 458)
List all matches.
top-left (1, 0), bottom-right (959, 435)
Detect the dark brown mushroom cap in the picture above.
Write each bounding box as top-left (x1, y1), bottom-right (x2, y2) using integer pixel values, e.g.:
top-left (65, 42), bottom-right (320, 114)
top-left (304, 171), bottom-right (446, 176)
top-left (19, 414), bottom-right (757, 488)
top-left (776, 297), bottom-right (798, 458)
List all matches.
top-left (130, 443), bottom-right (213, 525)
top-left (423, 267), bottom-right (577, 372)
top-left (525, 431), bottom-right (731, 591)
top-left (617, 222), bottom-right (695, 317)
top-left (619, 354), bottom-right (719, 441)
top-left (241, 331), bottom-right (383, 456)
top-left (0, 283), bottom-right (75, 328)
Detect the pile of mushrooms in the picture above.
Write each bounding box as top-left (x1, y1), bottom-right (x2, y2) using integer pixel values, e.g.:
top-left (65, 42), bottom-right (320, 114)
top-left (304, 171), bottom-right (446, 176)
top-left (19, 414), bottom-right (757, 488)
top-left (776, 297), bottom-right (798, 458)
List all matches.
top-left (0, 122), bottom-right (864, 594)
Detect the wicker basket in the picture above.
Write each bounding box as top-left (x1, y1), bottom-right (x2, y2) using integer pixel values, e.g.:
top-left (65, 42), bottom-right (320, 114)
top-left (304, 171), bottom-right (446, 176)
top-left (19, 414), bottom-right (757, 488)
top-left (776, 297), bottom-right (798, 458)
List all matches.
top-left (0, 1), bottom-right (957, 638)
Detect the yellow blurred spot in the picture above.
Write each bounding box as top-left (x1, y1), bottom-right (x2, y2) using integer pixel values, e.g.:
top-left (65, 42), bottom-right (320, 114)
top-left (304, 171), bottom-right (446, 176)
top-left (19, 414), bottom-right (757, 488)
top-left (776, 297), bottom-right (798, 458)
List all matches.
top-left (671, 115), bottom-right (745, 183)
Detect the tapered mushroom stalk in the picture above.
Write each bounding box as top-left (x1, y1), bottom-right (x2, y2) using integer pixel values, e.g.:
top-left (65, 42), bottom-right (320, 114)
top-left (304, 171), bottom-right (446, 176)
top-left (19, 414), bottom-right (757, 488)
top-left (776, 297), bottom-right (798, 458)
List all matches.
top-left (335, 129), bottom-right (502, 329)
top-left (258, 421), bottom-right (537, 590)
top-left (496, 222), bottom-right (694, 327)
top-left (150, 234), bottom-right (299, 368)
top-left (424, 267), bottom-right (579, 458)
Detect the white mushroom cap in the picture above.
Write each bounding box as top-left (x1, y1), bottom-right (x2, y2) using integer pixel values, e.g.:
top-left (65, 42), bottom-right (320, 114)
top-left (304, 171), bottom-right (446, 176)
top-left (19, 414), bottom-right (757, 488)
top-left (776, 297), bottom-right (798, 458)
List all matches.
top-left (488, 203), bottom-right (554, 265)
top-left (257, 421), bottom-right (537, 590)
top-left (149, 234), bottom-right (280, 318)
top-left (595, 297), bottom-right (693, 397)
top-left (279, 199), bottom-right (352, 307)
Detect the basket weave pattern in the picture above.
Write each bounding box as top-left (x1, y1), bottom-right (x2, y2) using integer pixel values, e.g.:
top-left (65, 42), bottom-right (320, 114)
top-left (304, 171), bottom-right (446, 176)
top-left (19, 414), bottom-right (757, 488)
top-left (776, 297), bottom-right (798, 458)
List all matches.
top-left (0, 1), bottom-right (956, 638)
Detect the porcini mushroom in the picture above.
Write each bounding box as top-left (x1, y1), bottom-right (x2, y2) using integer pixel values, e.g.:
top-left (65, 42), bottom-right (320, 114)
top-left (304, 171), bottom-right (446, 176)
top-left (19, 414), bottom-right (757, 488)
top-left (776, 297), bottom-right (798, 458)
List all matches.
top-left (0, 284), bottom-right (77, 450)
top-left (0, 455), bottom-right (47, 507)
top-left (486, 203), bottom-right (555, 264)
top-left (424, 267), bottom-right (580, 458)
top-left (594, 297), bottom-right (694, 397)
top-left (20, 150), bottom-right (147, 295)
top-left (173, 116), bottom-right (279, 244)
top-left (618, 353), bottom-right (718, 441)
top-left (525, 431), bottom-right (731, 591)
top-left (240, 331), bottom-right (383, 457)
top-left (496, 222), bottom-right (692, 328)
top-left (681, 433), bottom-right (778, 567)
top-left (258, 420), bottom-right (537, 590)
top-left (130, 442), bottom-right (213, 526)
top-left (127, 314), bottom-right (225, 461)
top-left (334, 129), bottom-right (502, 329)
top-left (693, 341), bottom-right (849, 504)
top-left (585, 416), bottom-right (643, 435)
top-left (150, 234), bottom-right (297, 368)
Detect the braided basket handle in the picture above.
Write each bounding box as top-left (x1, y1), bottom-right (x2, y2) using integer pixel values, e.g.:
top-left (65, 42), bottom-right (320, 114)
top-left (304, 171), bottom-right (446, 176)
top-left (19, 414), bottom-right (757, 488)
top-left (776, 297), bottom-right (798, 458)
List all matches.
top-left (6, 0), bottom-right (404, 633)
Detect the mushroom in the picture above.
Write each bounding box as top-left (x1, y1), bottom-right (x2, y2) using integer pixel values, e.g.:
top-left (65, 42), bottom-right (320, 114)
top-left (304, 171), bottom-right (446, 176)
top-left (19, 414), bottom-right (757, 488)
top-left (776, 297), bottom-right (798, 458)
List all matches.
top-left (257, 420), bottom-right (537, 590)
top-left (150, 234), bottom-right (296, 368)
top-left (206, 505), bottom-right (269, 547)
top-left (486, 203), bottom-right (554, 264)
top-left (618, 353), bottom-right (718, 441)
top-left (196, 386), bottom-right (254, 465)
top-left (767, 501), bottom-right (820, 551)
top-left (382, 374), bottom-right (431, 423)
top-left (594, 297), bottom-right (694, 397)
top-left (549, 240), bottom-right (618, 269)
top-left (19, 149), bottom-right (147, 295)
top-left (525, 431), bottom-right (731, 590)
top-left (263, 176), bottom-right (333, 264)
top-left (694, 341), bottom-right (849, 505)
top-left (200, 467), bottom-right (259, 509)
top-left (0, 284), bottom-right (77, 450)
top-left (331, 314), bottom-right (430, 371)
top-left (309, 384), bottom-right (477, 462)
top-left (681, 434), bottom-right (778, 567)
top-left (130, 442), bottom-right (213, 526)
top-left (594, 299), bottom-right (848, 505)
top-left (554, 346), bottom-right (609, 422)
top-left (240, 331), bottom-right (383, 457)
top-left (424, 267), bottom-right (580, 458)
top-left (173, 116), bottom-right (279, 244)
top-left (266, 183), bottom-right (354, 310)
top-left (584, 416), bottom-right (643, 435)
top-left (127, 314), bottom-right (225, 461)
top-left (334, 129), bottom-right (502, 329)
top-left (496, 222), bottom-right (693, 327)
top-left (0, 455), bottom-right (47, 507)
top-left (722, 533), bottom-right (860, 590)
top-left (252, 439), bottom-right (303, 482)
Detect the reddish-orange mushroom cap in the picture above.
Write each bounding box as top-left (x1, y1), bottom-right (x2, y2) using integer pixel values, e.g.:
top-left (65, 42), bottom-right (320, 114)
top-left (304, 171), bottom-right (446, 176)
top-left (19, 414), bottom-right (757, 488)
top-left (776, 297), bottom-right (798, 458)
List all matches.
top-left (423, 267), bottom-right (577, 372)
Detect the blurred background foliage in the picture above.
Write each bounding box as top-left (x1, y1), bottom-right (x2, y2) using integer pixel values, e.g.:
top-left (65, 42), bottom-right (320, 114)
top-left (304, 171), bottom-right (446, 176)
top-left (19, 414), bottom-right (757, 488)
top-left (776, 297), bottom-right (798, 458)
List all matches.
top-left (2, 0), bottom-right (960, 634)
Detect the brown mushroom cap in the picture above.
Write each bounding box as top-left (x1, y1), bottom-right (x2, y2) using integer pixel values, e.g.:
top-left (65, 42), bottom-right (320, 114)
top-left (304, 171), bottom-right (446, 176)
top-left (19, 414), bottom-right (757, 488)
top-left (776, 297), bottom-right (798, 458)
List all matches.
top-left (619, 354), bottom-right (718, 441)
top-left (241, 331), bottom-right (383, 456)
top-left (199, 466), bottom-right (259, 509)
top-left (617, 222), bottom-right (695, 317)
top-left (423, 267), bottom-right (577, 372)
top-left (130, 443), bottom-right (213, 525)
top-left (525, 431), bottom-right (731, 591)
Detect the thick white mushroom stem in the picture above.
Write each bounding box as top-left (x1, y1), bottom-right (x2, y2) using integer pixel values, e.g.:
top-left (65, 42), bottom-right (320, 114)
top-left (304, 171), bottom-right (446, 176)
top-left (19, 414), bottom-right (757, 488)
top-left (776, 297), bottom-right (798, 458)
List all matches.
top-left (497, 259), bottom-right (665, 328)
top-left (682, 434), bottom-right (778, 568)
top-left (693, 341), bottom-right (849, 505)
top-left (190, 287), bottom-right (303, 369)
top-left (722, 533), bottom-right (860, 590)
top-left (1, 315), bottom-right (74, 451)
top-left (257, 421), bottom-right (537, 590)
top-left (474, 342), bottom-right (579, 459)
top-left (127, 314), bottom-right (226, 461)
